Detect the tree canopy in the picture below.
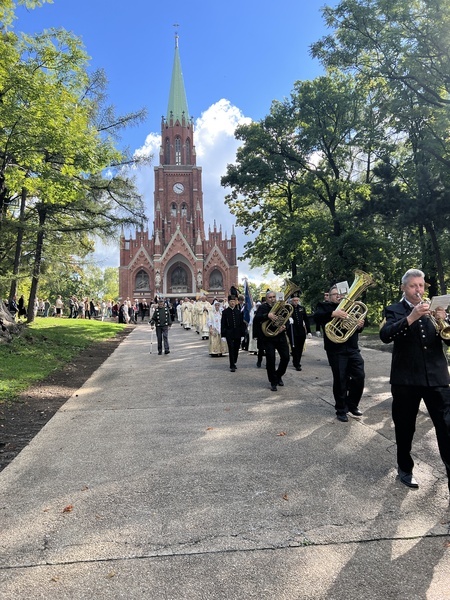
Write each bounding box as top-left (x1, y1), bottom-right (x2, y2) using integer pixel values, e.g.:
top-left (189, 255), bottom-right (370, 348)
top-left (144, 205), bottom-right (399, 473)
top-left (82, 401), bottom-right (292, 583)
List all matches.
top-left (223, 0), bottom-right (450, 314)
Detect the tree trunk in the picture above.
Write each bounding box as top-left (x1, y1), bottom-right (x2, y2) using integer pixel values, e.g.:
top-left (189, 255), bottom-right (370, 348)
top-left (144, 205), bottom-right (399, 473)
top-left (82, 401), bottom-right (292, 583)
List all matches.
top-left (27, 205), bottom-right (47, 324)
top-left (8, 187), bottom-right (27, 300)
top-left (425, 222), bottom-right (446, 294)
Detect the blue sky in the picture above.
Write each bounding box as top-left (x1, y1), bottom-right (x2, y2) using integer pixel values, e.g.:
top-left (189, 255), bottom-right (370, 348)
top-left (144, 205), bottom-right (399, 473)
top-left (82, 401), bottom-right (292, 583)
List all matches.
top-left (14, 0), bottom-right (337, 283)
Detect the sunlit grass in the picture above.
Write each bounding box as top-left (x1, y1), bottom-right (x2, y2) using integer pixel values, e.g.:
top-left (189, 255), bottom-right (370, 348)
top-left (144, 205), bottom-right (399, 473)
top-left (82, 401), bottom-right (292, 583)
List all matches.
top-left (0, 318), bottom-right (127, 403)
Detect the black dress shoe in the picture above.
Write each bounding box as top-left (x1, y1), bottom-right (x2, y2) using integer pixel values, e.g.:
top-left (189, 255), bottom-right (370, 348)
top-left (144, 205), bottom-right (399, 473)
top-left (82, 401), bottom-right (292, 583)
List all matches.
top-left (270, 384), bottom-right (277, 391)
top-left (295, 366), bottom-right (302, 371)
top-left (158, 351), bottom-right (162, 355)
top-left (277, 378), bottom-right (284, 386)
top-left (256, 361), bottom-right (262, 368)
top-left (348, 408), bottom-right (362, 417)
top-left (230, 367), bottom-right (236, 372)
top-left (337, 413), bottom-right (348, 422)
top-left (398, 469), bottom-right (419, 488)
top-left (165, 350), bottom-right (170, 354)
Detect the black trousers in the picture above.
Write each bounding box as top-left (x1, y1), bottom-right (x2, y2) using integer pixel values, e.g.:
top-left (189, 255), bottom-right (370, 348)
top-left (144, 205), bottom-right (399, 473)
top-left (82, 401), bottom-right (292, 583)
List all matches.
top-left (291, 333), bottom-right (306, 369)
top-left (326, 348), bottom-right (365, 415)
top-left (226, 335), bottom-right (240, 368)
top-left (261, 334), bottom-right (290, 384)
top-left (391, 384), bottom-right (450, 487)
top-left (156, 326), bottom-right (170, 352)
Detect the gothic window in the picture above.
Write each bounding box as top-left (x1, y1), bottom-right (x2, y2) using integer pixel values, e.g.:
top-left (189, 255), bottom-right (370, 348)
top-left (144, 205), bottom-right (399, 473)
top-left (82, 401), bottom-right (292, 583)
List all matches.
top-left (171, 202), bottom-right (177, 216)
top-left (135, 269), bottom-right (150, 291)
top-left (165, 138), bottom-right (170, 164)
top-left (181, 203), bottom-right (187, 217)
top-left (171, 266), bottom-right (188, 287)
top-left (175, 137), bottom-right (181, 165)
top-left (185, 139), bottom-right (191, 164)
top-left (209, 269), bottom-right (223, 290)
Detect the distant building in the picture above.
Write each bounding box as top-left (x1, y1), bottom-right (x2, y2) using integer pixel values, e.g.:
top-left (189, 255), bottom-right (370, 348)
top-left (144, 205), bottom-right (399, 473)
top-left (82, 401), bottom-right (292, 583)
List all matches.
top-left (119, 35), bottom-right (238, 301)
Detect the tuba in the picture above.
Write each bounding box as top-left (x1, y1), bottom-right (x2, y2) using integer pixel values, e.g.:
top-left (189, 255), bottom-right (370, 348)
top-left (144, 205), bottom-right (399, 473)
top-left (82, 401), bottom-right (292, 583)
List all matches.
top-left (325, 270), bottom-right (375, 343)
top-left (262, 279), bottom-right (301, 337)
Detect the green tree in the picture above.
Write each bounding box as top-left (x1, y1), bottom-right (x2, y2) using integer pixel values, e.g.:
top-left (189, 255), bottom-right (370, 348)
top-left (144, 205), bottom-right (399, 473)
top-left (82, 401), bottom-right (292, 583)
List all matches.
top-left (222, 71), bottom-right (389, 298)
top-left (0, 29), bottom-right (147, 321)
top-left (0, 1), bottom-right (52, 29)
top-left (312, 0), bottom-right (450, 293)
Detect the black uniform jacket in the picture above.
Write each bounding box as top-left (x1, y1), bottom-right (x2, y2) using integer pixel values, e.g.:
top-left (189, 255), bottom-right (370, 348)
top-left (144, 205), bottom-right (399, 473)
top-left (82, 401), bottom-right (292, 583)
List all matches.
top-left (379, 299), bottom-right (450, 387)
top-left (287, 304), bottom-right (311, 337)
top-left (313, 301), bottom-right (361, 353)
top-left (150, 306), bottom-right (172, 327)
top-left (221, 307), bottom-right (246, 339)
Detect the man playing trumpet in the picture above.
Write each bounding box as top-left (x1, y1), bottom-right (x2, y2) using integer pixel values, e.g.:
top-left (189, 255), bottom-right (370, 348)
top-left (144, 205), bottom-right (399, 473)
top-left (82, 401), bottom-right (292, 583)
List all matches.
top-left (380, 268), bottom-right (450, 491)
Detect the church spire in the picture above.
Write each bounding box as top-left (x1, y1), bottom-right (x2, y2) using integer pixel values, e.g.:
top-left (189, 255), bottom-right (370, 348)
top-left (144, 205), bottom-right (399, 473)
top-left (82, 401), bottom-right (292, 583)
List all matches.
top-left (167, 33), bottom-right (190, 124)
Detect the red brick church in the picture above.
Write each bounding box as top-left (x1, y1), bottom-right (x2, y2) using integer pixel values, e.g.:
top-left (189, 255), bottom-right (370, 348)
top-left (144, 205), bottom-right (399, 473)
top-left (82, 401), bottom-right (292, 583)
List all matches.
top-left (119, 35), bottom-right (238, 302)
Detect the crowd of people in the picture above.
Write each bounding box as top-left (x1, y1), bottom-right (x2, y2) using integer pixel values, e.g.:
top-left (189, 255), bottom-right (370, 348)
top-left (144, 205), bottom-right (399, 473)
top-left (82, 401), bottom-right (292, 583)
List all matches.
top-left (152, 291), bottom-right (313, 392)
top-left (4, 295), bottom-right (120, 321)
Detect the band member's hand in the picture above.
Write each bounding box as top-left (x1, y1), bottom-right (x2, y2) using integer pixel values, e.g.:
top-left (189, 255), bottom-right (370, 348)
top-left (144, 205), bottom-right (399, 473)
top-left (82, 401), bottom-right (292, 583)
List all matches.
top-left (434, 306), bottom-right (447, 320)
top-left (407, 302), bottom-right (430, 324)
top-left (279, 324), bottom-right (286, 332)
top-left (332, 309), bottom-right (348, 319)
top-left (268, 312), bottom-right (277, 321)
top-left (357, 319), bottom-right (364, 329)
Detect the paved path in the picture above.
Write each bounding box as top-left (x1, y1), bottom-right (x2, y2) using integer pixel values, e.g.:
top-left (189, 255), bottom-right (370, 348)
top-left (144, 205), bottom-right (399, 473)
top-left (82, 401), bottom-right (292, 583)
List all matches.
top-left (1, 325), bottom-right (449, 599)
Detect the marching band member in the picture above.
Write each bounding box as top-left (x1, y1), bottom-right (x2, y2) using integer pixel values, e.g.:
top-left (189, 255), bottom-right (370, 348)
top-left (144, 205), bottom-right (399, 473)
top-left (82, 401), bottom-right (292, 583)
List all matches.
top-left (286, 294), bottom-right (311, 372)
top-left (253, 291), bottom-right (290, 391)
top-left (380, 268), bottom-right (450, 490)
top-left (314, 285), bottom-right (365, 422)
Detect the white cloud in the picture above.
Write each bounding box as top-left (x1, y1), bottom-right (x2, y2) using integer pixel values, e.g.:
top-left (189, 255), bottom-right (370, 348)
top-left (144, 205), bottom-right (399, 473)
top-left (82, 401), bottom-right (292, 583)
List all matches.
top-left (94, 100), bottom-right (276, 285)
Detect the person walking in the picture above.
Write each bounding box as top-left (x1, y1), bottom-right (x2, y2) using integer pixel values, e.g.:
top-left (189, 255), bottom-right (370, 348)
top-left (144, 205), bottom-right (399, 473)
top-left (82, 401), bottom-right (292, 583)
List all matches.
top-left (150, 297), bottom-right (172, 355)
top-left (253, 291), bottom-right (290, 391)
top-left (314, 285), bottom-right (365, 422)
top-left (380, 268), bottom-right (450, 490)
top-left (221, 295), bottom-right (246, 372)
top-left (287, 294), bottom-right (311, 371)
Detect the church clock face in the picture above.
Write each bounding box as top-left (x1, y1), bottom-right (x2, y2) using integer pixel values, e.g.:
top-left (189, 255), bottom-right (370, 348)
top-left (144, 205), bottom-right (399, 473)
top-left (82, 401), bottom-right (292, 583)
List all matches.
top-left (173, 182), bottom-right (184, 194)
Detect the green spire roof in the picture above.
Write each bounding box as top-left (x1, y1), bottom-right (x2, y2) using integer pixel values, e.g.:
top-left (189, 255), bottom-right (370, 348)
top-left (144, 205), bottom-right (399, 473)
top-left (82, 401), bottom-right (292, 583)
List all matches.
top-left (167, 35), bottom-right (190, 123)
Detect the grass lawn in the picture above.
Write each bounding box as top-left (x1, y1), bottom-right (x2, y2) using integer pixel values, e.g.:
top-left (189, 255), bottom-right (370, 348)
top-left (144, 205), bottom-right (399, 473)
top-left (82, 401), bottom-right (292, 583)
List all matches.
top-left (0, 318), bottom-right (127, 403)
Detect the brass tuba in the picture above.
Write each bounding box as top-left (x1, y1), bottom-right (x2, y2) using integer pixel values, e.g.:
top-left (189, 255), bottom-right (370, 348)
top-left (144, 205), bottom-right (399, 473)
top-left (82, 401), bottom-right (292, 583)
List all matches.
top-left (325, 270), bottom-right (375, 343)
top-left (262, 279), bottom-right (301, 337)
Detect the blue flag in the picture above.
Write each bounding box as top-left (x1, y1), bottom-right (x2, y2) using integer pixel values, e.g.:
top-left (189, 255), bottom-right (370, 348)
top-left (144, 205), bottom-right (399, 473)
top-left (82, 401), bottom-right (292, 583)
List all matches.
top-left (243, 279), bottom-right (253, 324)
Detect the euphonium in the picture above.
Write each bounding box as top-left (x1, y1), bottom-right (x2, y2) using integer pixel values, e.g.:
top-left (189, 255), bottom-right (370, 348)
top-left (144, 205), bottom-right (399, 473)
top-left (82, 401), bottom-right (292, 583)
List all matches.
top-left (261, 279), bottom-right (301, 338)
top-left (325, 270), bottom-right (375, 343)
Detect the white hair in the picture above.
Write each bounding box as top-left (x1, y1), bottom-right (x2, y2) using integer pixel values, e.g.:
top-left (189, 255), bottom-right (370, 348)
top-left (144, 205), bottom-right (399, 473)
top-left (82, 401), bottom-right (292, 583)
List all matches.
top-left (401, 269), bottom-right (424, 285)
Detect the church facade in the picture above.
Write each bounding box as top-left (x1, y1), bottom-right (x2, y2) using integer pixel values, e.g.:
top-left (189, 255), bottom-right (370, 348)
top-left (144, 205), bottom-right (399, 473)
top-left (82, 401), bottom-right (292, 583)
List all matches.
top-left (119, 36), bottom-right (238, 302)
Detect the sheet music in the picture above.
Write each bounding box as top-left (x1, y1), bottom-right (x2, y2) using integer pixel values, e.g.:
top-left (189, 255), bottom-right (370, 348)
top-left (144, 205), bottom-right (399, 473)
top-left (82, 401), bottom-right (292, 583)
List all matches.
top-left (429, 295), bottom-right (450, 311)
top-left (336, 281), bottom-right (349, 295)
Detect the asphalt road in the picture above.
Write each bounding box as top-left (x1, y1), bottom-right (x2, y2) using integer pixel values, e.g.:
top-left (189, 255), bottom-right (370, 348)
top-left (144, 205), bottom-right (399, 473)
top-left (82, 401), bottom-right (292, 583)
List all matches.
top-left (1, 325), bottom-right (449, 599)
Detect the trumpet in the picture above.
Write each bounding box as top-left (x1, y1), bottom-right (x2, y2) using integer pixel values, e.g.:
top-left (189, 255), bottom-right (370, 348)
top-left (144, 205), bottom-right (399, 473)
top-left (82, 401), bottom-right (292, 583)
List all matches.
top-left (416, 294), bottom-right (450, 340)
